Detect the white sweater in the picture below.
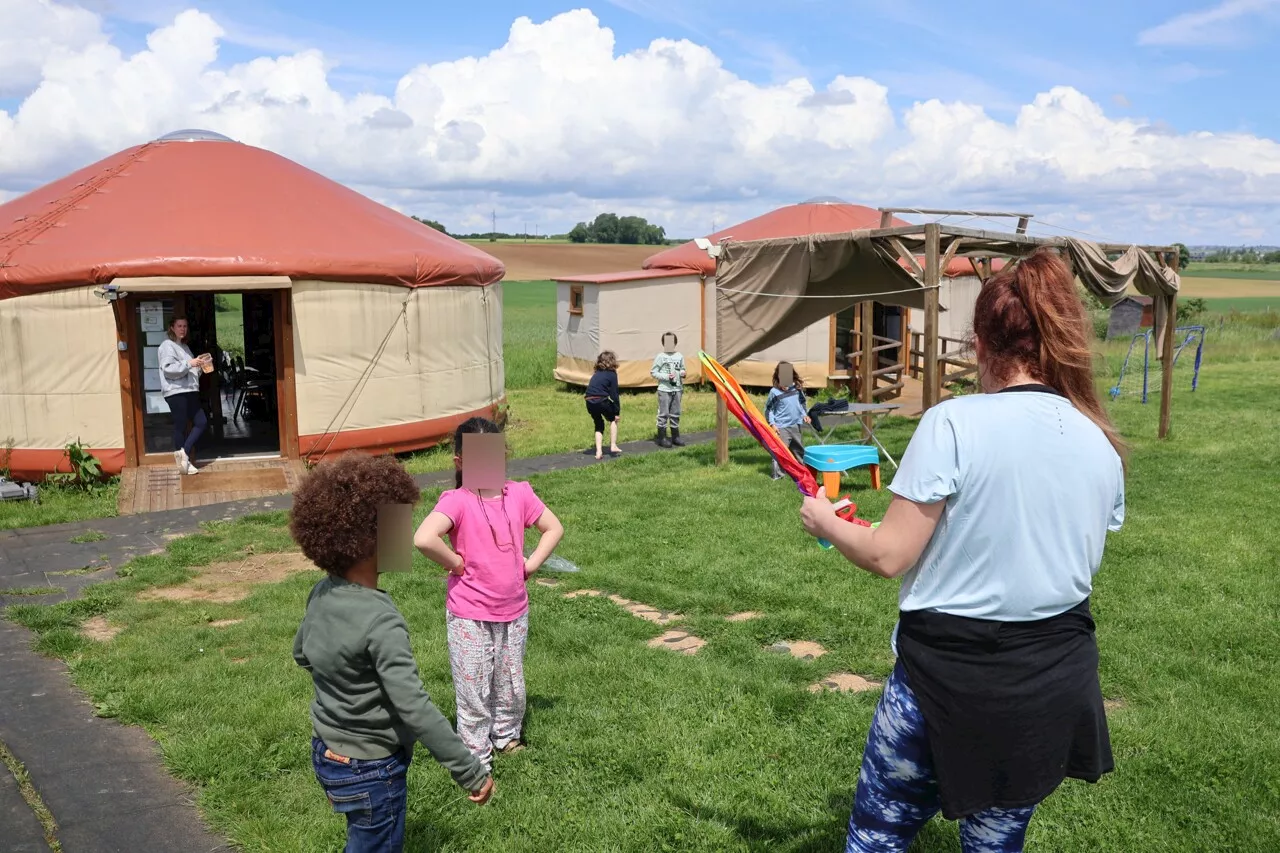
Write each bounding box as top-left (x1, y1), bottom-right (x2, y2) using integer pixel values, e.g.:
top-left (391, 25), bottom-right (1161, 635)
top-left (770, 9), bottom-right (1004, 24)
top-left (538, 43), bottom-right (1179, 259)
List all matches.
top-left (157, 339), bottom-right (201, 397)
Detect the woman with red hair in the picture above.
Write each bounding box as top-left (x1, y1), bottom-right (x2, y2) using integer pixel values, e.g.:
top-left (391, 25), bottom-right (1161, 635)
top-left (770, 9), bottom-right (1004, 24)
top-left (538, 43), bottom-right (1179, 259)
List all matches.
top-left (801, 249), bottom-right (1127, 852)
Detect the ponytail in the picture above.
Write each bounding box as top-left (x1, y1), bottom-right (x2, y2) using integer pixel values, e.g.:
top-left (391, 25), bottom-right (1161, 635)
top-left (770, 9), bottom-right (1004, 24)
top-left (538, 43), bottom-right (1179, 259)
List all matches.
top-left (973, 249), bottom-right (1128, 468)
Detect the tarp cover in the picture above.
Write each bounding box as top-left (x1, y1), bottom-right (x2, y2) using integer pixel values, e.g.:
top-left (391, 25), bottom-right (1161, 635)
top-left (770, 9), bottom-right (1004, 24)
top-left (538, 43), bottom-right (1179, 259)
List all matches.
top-left (644, 200), bottom-right (984, 278)
top-left (1064, 238), bottom-right (1180, 342)
top-left (0, 136), bottom-right (505, 299)
top-left (713, 232), bottom-right (926, 366)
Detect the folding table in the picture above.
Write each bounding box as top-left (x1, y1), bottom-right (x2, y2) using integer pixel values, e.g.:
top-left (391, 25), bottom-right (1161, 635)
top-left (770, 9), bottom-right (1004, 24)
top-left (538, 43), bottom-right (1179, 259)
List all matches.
top-left (810, 402), bottom-right (902, 469)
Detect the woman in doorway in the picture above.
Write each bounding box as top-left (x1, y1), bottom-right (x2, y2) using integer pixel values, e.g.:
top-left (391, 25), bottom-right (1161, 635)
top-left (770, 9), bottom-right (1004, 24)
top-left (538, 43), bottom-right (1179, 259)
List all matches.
top-left (800, 249), bottom-right (1126, 852)
top-left (158, 317), bottom-right (211, 475)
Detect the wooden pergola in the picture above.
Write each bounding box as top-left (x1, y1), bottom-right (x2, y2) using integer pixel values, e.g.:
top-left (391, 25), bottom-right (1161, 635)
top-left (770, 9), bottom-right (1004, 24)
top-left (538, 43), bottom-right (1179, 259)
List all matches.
top-left (713, 210), bottom-right (1182, 464)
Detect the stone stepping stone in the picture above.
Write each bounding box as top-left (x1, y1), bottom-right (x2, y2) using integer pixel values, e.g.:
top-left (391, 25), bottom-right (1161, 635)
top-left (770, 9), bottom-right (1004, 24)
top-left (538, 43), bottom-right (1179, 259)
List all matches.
top-left (808, 673), bottom-right (881, 694)
top-left (1104, 698), bottom-right (1126, 712)
top-left (726, 611), bottom-right (762, 622)
top-left (564, 589), bottom-right (603, 599)
top-left (535, 577), bottom-right (560, 587)
top-left (767, 640), bottom-right (828, 661)
top-left (208, 619), bottom-right (242, 628)
top-left (607, 594), bottom-right (682, 625)
top-left (647, 630), bottom-right (706, 655)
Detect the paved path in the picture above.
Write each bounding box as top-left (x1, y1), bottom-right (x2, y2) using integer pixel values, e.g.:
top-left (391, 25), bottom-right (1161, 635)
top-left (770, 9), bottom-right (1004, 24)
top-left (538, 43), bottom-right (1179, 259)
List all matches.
top-left (0, 428), bottom-right (739, 851)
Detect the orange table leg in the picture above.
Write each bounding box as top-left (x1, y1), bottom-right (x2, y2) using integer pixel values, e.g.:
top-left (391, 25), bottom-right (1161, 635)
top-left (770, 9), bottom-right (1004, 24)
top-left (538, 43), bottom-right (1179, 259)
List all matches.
top-left (822, 471), bottom-right (841, 500)
top-left (869, 464), bottom-right (881, 490)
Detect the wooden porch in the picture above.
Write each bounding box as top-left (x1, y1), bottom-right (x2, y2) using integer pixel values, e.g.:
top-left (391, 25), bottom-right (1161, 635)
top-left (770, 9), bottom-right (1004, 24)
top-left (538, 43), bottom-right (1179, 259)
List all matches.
top-left (117, 457), bottom-right (307, 515)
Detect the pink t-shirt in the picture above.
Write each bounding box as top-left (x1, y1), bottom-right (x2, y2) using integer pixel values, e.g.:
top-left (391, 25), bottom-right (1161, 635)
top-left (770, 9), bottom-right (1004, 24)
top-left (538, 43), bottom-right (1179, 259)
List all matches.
top-left (432, 481), bottom-right (547, 622)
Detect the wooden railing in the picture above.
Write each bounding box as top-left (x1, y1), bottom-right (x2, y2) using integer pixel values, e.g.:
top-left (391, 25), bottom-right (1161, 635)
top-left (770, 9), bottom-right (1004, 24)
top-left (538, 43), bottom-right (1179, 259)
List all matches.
top-left (910, 333), bottom-right (977, 385)
top-left (843, 331), bottom-right (906, 401)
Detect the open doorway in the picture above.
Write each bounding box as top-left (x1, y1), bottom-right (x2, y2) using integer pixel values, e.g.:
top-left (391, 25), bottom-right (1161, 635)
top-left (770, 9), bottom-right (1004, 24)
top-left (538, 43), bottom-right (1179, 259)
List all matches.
top-left (131, 291), bottom-right (283, 463)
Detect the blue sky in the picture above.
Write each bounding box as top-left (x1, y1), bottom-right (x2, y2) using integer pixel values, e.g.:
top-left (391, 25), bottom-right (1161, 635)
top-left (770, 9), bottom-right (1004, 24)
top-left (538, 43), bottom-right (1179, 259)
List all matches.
top-left (4, 0), bottom-right (1279, 242)
top-left (94, 0), bottom-right (1278, 137)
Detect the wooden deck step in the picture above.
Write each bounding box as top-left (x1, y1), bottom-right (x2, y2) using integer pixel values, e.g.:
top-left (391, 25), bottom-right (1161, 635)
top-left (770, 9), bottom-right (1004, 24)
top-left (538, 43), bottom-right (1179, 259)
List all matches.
top-left (117, 458), bottom-right (306, 516)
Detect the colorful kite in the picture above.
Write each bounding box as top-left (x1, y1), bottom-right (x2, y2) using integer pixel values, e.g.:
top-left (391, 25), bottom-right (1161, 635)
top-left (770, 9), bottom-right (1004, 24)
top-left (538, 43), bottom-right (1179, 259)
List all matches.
top-left (698, 351), bottom-right (871, 548)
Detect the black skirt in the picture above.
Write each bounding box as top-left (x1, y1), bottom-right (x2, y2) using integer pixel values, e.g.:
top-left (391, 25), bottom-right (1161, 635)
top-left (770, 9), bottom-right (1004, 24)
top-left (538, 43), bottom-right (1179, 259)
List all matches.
top-left (896, 598), bottom-right (1113, 820)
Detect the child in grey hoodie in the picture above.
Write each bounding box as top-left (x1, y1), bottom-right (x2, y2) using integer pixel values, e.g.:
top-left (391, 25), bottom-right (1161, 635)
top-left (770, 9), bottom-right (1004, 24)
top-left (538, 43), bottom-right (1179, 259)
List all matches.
top-left (650, 332), bottom-right (686, 448)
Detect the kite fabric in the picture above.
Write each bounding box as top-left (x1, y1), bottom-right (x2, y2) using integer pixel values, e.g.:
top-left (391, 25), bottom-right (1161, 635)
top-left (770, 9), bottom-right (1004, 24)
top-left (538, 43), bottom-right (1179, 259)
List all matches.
top-left (699, 351), bottom-right (817, 496)
top-left (698, 351), bottom-right (871, 547)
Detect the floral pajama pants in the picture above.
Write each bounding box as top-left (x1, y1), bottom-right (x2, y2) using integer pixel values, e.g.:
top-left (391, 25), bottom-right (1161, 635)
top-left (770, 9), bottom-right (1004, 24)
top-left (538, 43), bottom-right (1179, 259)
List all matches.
top-left (845, 663), bottom-right (1037, 853)
top-left (445, 611), bottom-right (529, 770)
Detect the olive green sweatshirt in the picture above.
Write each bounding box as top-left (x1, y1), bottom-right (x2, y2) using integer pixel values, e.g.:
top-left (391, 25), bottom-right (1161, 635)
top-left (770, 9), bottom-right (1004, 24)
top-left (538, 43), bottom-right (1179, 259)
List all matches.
top-left (292, 575), bottom-right (486, 791)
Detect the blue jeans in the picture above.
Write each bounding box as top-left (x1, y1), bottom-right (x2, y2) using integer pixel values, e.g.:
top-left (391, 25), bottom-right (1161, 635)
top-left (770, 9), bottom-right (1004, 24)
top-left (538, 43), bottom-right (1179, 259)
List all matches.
top-left (845, 664), bottom-right (1036, 853)
top-left (312, 738), bottom-right (412, 853)
top-left (165, 391), bottom-right (207, 457)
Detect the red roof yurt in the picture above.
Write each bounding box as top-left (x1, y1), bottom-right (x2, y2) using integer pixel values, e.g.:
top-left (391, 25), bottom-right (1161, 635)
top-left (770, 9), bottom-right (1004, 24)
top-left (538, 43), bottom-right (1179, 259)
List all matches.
top-left (0, 129), bottom-right (505, 481)
top-left (554, 198), bottom-right (988, 388)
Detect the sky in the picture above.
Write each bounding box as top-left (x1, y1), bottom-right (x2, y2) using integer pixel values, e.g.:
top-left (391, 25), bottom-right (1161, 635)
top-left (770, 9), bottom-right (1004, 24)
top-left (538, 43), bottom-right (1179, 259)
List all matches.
top-left (2, 0), bottom-right (1279, 243)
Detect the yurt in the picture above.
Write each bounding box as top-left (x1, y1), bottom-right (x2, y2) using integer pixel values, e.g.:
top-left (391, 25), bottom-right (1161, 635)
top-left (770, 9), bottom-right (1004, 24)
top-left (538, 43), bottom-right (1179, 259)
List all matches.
top-left (0, 129), bottom-right (505, 481)
top-left (554, 198), bottom-right (989, 388)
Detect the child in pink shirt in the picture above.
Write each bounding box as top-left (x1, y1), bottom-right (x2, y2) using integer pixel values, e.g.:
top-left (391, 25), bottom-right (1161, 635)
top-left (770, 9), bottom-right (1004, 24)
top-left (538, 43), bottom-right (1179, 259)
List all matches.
top-left (414, 417), bottom-right (564, 771)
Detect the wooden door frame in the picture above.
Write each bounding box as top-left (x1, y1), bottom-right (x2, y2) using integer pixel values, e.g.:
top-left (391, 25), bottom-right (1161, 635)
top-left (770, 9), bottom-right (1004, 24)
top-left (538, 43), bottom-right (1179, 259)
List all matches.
top-left (115, 289), bottom-right (299, 467)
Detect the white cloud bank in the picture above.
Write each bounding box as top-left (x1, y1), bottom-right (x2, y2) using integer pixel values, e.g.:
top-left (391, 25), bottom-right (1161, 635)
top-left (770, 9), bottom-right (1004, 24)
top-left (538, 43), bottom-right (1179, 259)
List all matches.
top-left (2, 1), bottom-right (1279, 242)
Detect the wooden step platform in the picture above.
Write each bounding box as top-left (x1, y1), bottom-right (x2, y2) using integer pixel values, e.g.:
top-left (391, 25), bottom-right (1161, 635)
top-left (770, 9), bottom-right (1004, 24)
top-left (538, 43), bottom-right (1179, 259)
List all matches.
top-left (117, 458), bottom-right (307, 516)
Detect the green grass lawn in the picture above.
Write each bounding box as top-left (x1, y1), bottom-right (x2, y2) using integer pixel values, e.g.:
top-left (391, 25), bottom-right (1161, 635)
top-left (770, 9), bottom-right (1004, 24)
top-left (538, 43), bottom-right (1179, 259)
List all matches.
top-left (8, 357), bottom-right (1280, 851)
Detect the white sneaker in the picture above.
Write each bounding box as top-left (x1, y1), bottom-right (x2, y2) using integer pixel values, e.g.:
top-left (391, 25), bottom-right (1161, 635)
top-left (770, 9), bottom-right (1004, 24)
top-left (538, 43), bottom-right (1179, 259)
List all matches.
top-left (185, 460), bottom-right (199, 475)
top-left (174, 449), bottom-right (188, 473)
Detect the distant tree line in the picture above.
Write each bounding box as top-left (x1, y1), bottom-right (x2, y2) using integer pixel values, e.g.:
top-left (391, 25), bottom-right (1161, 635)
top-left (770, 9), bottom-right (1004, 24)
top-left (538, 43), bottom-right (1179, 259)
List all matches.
top-left (568, 213), bottom-right (666, 245)
top-left (1199, 247), bottom-right (1280, 264)
top-left (411, 216), bottom-right (447, 233)
top-left (411, 212), bottom-right (675, 244)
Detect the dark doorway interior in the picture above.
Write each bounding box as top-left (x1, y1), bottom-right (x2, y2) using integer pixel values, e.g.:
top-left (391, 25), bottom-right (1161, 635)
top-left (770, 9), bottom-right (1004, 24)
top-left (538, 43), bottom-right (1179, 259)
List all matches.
top-left (137, 292), bottom-right (280, 459)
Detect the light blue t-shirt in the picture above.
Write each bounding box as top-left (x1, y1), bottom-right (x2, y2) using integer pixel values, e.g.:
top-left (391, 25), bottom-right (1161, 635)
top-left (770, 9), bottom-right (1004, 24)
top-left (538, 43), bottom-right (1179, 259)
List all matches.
top-left (888, 389), bottom-right (1125, 644)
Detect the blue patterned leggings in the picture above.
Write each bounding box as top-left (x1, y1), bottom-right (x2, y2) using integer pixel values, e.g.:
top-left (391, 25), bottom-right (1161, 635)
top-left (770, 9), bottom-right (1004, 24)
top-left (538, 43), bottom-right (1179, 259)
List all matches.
top-left (846, 663), bottom-right (1036, 853)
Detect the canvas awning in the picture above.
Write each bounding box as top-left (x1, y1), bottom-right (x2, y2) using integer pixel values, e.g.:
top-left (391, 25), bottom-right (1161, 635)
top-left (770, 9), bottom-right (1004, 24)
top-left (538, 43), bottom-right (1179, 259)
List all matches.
top-left (1063, 238), bottom-right (1180, 343)
top-left (712, 232), bottom-right (931, 365)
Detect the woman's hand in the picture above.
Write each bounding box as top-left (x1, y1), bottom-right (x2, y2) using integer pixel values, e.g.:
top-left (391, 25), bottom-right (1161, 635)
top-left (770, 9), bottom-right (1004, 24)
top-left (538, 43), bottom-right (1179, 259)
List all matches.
top-left (448, 552), bottom-right (466, 576)
top-left (523, 556), bottom-right (539, 578)
top-left (800, 495), bottom-right (837, 539)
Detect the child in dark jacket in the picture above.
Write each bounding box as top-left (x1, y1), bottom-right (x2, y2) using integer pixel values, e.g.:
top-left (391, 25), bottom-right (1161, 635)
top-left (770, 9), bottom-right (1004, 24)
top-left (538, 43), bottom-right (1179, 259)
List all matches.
top-left (584, 350), bottom-right (622, 459)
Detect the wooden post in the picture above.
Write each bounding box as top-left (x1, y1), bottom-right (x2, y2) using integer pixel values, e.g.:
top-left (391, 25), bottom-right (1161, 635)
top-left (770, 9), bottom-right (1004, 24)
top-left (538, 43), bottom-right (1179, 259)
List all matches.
top-left (715, 396), bottom-right (729, 465)
top-left (922, 223), bottom-right (941, 412)
top-left (879, 210), bottom-right (895, 229)
top-left (859, 302), bottom-right (874, 404)
top-left (1158, 291), bottom-right (1177, 439)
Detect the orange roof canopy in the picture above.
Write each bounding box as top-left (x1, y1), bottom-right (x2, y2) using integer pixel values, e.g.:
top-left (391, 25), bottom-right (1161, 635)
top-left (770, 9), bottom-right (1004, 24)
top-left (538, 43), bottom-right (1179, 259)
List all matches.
top-left (0, 130), bottom-right (504, 300)
top-left (643, 198), bottom-right (993, 278)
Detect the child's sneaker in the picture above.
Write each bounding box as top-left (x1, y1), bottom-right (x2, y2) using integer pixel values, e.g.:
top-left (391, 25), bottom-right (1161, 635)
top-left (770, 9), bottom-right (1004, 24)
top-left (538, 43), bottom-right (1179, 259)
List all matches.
top-left (497, 741), bottom-right (525, 755)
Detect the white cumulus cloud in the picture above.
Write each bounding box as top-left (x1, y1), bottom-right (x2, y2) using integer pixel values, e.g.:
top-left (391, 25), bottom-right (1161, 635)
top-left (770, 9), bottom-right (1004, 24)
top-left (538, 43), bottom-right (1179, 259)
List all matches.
top-left (0, 4), bottom-right (1277, 244)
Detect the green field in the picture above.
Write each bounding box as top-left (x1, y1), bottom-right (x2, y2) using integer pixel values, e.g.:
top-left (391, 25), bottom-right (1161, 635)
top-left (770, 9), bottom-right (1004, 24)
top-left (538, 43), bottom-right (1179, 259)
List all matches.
top-left (1184, 262), bottom-right (1280, 281)
top-left (1202, 297), bottom-right (1280, 314)
top-left (9, 352), bottom-right (1280, 850)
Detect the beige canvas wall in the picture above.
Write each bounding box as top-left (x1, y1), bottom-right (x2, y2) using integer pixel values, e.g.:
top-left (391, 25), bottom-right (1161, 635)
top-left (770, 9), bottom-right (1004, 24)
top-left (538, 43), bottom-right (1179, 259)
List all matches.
top-left (0, 286), bottom-right (124, 451)
top-left (554, 282), bottom-right (601, 384)
top-left (292, 281), bottom-right (503, 437)
top-left (908, 274), bottom-right (981, 343)
top-left (556, 275), bottom-right (702, 387)
top-left (554, 273), bottom-right (828, 390)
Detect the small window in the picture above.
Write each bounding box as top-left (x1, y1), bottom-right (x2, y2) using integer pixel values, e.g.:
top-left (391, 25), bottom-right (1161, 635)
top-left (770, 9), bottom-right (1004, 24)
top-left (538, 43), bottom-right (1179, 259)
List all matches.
top-left (569, 285), bottom-right (584, 316)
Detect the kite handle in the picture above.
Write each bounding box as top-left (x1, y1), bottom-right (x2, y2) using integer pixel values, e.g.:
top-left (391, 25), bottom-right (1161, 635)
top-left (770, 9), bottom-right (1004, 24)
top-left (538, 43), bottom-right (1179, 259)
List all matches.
top-left (817, 498), bottom-right (872, 549)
